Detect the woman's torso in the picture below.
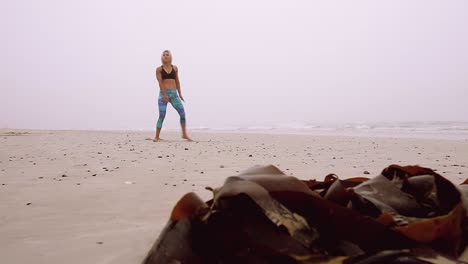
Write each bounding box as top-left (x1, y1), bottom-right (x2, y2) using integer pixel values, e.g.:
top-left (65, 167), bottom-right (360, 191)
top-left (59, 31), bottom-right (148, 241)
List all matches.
top-left (160, 65), bottom-right (177, 90)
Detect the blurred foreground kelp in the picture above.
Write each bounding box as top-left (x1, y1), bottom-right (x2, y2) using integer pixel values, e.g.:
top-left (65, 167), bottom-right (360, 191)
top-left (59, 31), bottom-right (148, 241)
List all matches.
top-left (143, 165), bottom-right (468, 264)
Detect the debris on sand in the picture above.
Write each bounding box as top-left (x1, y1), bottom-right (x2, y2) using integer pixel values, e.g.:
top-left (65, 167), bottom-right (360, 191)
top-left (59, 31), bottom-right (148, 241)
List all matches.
top-left (143, 164), bottom-right (468, 264)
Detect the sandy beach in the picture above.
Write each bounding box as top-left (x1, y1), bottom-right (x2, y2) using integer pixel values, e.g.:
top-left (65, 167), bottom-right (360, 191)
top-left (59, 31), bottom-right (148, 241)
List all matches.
top-left (1, 129), bottom-right (467, 263)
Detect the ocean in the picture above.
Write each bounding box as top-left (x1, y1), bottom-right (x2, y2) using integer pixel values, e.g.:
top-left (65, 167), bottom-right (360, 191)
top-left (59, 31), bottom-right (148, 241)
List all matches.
top-left (190, 121), bottom-right (468, 140)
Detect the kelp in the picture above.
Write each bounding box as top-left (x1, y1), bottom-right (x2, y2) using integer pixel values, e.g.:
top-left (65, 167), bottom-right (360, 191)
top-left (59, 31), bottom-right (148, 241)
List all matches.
top-left (143, 165), bottom-right (468, 264)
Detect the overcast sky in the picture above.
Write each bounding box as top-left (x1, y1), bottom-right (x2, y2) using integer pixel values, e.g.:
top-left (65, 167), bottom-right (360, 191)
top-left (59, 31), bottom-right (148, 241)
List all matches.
top-left (2, 0), bottom-right (467, 130)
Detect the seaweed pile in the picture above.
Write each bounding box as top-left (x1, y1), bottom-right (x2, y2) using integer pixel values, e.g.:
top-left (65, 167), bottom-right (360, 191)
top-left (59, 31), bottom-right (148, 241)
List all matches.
top-left (143, 165), bottom-right (468, 264)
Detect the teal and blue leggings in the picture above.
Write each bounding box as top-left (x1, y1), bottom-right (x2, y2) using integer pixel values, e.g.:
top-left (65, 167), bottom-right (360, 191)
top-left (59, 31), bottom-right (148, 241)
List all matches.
top-left (157, 90), bottom-right (186, 129)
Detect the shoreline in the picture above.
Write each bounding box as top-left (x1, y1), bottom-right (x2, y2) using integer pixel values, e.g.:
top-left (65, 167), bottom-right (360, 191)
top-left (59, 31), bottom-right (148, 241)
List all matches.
top-left (2, 127), bottom-right (467, 141)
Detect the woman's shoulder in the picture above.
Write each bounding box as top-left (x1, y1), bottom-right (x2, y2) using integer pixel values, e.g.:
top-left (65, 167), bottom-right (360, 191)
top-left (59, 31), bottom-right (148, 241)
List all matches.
top-left (173, 65), bottom-right (178, 71)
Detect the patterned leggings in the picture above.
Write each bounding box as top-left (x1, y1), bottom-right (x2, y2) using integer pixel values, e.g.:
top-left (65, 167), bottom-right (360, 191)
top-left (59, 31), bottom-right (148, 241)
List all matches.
top-left (157, 90), bottom-right (186, 129)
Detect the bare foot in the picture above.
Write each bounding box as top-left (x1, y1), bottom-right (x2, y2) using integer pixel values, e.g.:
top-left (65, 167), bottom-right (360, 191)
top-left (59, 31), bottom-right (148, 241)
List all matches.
top-left (152, 138), bottom-right (162, 142)
top-left (182, 135), bottom-right (193, 142)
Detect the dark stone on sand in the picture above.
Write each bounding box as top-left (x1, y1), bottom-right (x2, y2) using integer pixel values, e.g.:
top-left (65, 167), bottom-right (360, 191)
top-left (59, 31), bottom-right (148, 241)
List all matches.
top-left (76, 183), bottom-right (81, 185)
top-left (363, 171), bottom-right (370, 175)
top-left (158, 156), bottom-right (163, 158)
top-left (92, 174), bottom-right (97, 176)
top-left (38, 177), bottom-right (43, 179)
top-left (220, 165), bottom-right (225, 168)
top-left (96, 242), bottom-right (103, 245)
top-left (26, 203), bottom-right (32, 205)
top-left (184, 148), bottom-right (189, 150)
top-left (183, 179), bottom-right (187, 181)
top-left (200, 172), bottom-right (204, 174)
top-left (173, 184), bottom-right (177, 187)
top-left (61, 174), bottom-right (68, 177)
top-left (249, 155), bottom-right (253, 157)
top-left (97, 152), bottom-right (102, 154)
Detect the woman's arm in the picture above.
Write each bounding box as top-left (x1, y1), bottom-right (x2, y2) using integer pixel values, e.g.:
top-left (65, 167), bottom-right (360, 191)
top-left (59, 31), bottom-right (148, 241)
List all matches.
top-left (174, 66), bottom-right (184, 101)
top-left (156, 67), bottom-right (168, 102)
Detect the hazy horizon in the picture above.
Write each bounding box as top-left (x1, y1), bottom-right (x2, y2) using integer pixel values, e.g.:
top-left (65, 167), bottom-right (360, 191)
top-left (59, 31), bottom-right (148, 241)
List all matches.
top-left (2, 1), bottom-right (467, 130)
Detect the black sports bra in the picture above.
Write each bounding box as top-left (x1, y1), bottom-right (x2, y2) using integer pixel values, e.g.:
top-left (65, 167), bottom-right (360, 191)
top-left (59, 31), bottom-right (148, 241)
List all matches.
top-left (161, 65), bottom-right (176, 80)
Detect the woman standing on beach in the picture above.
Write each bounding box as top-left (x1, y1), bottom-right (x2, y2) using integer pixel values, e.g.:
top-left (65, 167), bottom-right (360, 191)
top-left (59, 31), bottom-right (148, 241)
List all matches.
top-left (153, 50), bottom-right (192, 142)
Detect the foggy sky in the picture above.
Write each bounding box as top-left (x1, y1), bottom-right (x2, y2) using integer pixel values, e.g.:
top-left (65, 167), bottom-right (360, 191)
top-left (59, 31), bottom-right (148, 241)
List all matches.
top-left (2, 0), bottom-right (467, 130)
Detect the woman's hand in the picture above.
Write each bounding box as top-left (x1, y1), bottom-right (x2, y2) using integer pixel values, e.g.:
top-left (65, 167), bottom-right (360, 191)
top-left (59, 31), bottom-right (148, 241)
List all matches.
top-left (179, 94), bottom-right (185, 102)
top-left (163, 95), bottom-right (169, 103)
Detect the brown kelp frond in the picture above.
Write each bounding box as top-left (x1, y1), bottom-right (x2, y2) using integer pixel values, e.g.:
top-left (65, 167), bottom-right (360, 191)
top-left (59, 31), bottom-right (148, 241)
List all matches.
top-left (144, 164), bottom-right (467, 263)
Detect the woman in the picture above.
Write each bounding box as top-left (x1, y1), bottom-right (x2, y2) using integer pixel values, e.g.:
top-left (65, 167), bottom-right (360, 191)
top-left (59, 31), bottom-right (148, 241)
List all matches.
top-left (153, 50), bottom-right (192, 142)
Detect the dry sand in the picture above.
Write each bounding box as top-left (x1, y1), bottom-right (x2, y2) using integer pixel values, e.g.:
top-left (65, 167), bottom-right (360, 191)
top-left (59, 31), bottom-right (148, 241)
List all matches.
top-left (1, 129), bottom-right (467, 263)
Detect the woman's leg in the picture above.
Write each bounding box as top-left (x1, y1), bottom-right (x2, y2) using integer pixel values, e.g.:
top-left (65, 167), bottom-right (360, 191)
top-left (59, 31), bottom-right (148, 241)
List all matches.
top-left (169, 94), bottom-right (192, 141)
top-left (154, 95), bottom-right (168, 141)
